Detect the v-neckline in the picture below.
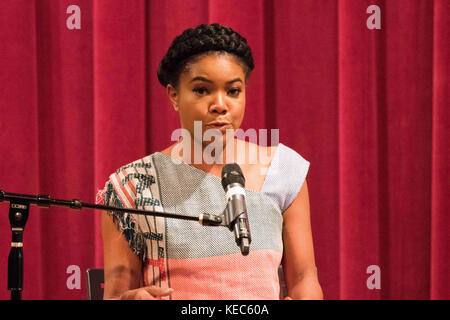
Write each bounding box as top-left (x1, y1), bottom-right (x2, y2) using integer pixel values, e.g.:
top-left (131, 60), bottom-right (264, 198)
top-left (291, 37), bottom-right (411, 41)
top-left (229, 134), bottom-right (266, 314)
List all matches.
top-left (155, 143), bottom-right (282, 194)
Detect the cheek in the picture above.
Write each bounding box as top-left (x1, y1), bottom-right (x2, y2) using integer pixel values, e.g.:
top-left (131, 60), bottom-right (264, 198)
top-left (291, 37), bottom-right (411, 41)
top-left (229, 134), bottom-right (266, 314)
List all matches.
top-left (178, 102), bottom-right (205, 133)
top-left (232, 100), bottom-right (245, 127)
top-left (182, 105), bottom-right (205, 122)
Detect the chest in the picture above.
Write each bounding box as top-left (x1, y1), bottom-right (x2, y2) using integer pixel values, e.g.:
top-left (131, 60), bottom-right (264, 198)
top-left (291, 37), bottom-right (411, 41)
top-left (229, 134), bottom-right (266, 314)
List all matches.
top-left (203, 163), bottom-right (270, 193)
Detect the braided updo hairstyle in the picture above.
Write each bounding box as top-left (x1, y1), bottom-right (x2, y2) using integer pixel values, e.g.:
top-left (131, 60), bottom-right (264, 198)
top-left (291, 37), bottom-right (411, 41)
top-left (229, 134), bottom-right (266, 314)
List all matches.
top-left (157, 23), bottom-right (254, 88)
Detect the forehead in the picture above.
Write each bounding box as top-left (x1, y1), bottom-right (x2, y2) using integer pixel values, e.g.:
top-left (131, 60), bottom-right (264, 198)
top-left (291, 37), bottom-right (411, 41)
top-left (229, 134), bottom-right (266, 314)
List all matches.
top-left (180, 52), bottom-right (245, 82)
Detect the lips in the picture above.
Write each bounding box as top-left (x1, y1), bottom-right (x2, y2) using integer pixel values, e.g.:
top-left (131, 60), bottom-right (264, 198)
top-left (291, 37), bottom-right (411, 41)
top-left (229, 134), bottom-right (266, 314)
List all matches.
top-left (205, 121), bottom-right (233, 132)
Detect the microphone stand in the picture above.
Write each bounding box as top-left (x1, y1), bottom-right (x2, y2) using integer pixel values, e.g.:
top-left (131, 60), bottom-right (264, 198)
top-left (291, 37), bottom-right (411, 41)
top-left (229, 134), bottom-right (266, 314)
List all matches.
top-left (0, 189), bottom-right (226, 300)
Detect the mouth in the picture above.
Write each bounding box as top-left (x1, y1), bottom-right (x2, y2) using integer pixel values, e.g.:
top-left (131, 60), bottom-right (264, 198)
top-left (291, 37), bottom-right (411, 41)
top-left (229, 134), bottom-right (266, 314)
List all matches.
top-left (205, 122), bottom-right (233, 133)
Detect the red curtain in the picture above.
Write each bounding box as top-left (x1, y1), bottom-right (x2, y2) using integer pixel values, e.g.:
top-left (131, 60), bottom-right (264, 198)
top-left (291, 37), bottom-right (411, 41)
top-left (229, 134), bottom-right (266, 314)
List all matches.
top-left (0, 0), bottom-right (448, 300)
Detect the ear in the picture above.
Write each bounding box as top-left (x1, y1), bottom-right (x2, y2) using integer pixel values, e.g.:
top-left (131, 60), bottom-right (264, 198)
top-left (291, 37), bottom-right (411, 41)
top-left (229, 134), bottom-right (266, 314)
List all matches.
top-left (166, 84), bottom-right (179, 111)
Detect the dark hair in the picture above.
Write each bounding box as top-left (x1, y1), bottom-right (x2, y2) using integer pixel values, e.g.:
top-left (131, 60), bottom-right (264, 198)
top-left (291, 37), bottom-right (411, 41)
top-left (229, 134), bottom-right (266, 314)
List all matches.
top-left (157, 23), bottom-right (255, 88)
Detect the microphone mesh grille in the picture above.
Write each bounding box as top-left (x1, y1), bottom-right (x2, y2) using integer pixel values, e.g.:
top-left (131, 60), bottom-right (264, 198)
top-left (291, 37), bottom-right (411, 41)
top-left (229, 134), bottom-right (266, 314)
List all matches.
top-left (221, 163), bottom-right (245, 189)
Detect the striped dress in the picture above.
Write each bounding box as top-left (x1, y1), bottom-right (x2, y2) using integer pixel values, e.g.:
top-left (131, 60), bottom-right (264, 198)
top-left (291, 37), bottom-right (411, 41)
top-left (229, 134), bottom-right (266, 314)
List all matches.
top-left (97, 143), bottom-right (309, 299)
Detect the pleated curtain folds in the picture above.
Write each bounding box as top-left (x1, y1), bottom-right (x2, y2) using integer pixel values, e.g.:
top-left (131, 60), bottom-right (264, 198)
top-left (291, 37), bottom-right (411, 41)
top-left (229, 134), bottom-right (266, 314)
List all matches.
top-left (0, 0), bottom-right (448, 299)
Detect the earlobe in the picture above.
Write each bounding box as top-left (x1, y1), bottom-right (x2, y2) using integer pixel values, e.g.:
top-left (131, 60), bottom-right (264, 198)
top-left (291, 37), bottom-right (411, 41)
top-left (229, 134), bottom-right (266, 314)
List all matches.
top-left (166, 84), bottom-right (179, 111)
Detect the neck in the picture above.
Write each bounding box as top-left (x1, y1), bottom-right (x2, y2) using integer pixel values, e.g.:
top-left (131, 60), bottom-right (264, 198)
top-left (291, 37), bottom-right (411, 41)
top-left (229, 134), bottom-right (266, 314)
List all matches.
top-left (171, 136), bottom-right (242, 171)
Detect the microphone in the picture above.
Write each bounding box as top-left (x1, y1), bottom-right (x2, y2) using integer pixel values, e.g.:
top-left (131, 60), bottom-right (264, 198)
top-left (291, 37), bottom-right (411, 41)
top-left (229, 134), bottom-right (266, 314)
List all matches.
top-left (221, 163), bottom-right (251, 256)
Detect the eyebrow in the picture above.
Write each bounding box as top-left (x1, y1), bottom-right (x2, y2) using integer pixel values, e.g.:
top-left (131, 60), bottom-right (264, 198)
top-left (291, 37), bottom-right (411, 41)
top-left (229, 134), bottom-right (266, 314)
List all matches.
top-left (190, 76), bottom-right (243, 84)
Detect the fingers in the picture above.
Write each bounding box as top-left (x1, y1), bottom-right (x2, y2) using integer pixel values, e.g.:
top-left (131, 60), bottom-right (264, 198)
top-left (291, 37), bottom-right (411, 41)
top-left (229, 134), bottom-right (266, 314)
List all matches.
top-left (120, 286), bottom-right (174, 300)
top-left (143, 286), bottom-right (174, 299)
top-left (134, 289), bottom-right (155, 300)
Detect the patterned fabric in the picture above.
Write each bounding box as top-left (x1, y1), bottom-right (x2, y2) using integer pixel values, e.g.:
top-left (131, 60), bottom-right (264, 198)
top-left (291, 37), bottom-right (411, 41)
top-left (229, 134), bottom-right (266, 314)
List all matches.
top-left (97, 143), bottom-right (310, 299)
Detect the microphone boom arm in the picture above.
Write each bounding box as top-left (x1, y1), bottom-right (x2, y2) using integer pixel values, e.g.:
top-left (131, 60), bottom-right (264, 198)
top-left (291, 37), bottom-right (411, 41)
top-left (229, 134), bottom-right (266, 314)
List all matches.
top-left (0, 190), bottom-right (225, 226)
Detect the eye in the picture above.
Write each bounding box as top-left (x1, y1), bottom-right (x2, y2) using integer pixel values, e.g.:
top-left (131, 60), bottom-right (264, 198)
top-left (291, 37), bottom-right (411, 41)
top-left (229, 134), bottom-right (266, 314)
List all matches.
top-left (228, 88), bottom-right (242, 97)
top-left (193, 87), bottom-right (209, 96)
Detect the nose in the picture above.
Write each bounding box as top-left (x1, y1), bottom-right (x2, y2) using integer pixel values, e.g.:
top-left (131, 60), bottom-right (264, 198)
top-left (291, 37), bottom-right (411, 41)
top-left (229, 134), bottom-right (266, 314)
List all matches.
top-left (210, 103), bottom-right (228, 114)
top-left (209, 92), bottom-right (228, 114)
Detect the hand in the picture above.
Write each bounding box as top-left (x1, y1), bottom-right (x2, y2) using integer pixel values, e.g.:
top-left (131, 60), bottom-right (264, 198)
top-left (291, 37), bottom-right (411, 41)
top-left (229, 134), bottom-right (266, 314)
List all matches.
top-left (119, 286), bottom-right (174, 300)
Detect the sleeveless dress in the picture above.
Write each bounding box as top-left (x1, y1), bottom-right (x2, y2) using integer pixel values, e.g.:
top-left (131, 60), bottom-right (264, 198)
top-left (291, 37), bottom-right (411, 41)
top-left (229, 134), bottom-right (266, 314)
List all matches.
top-left (97, 143), bottom-right (309, 299)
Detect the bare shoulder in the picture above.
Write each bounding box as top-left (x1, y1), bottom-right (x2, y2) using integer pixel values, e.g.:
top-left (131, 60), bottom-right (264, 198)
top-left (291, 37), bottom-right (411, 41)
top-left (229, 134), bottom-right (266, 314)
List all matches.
top-left (160, 143), bottom-right (178, 157)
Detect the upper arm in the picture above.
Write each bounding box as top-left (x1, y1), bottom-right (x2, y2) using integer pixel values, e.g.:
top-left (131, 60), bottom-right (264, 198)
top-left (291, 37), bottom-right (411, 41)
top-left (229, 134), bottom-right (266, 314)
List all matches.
top-left (101, 211), bottom-right (143, 299)
top-left (281, 179), bottom-right (318, 286)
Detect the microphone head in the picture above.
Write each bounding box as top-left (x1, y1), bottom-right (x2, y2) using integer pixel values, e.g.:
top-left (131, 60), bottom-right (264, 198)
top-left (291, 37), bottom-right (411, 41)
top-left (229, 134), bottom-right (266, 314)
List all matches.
top-left (221, 163), bottom-right (245, 190)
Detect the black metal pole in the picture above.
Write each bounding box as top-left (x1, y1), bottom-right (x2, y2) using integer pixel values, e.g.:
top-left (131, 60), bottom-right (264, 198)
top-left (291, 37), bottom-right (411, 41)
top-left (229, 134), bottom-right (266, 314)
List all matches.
top-left (8, 201), bottom-right (29, 300)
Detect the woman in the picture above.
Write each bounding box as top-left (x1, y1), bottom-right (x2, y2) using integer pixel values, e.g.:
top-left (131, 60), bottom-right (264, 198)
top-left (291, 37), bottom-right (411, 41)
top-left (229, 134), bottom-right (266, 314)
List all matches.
top-left (99, 23), bottom-right (323, 300)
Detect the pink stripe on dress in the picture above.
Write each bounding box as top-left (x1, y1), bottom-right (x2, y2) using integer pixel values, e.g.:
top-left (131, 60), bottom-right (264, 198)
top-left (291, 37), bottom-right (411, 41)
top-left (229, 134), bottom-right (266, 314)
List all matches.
top-left (149, 250), bottom-right (282, 300)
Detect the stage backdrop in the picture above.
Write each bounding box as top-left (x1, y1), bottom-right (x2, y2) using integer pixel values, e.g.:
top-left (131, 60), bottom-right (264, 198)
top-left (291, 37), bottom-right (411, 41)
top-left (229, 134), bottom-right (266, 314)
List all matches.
top-left (0, 0), bottom-right (448, 300)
